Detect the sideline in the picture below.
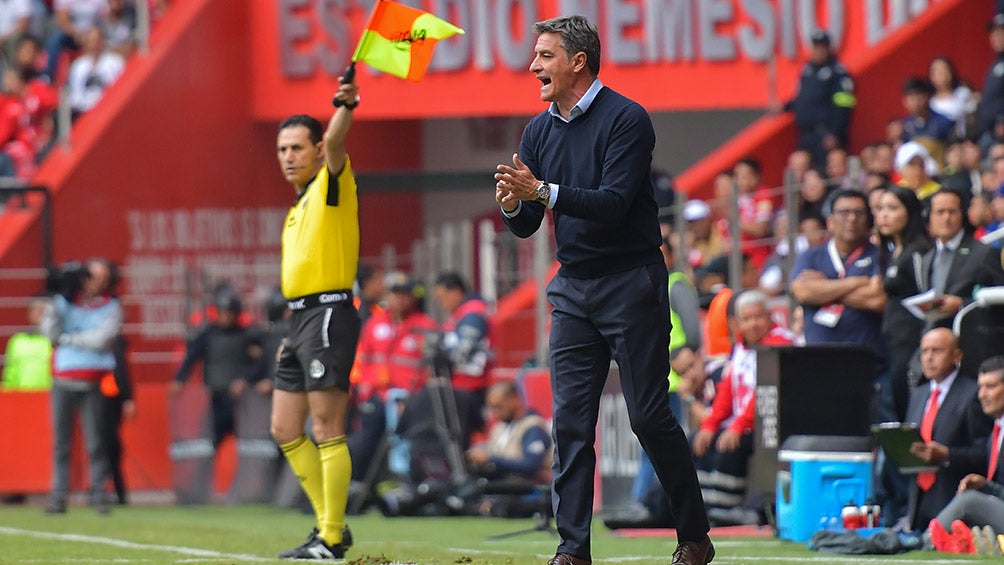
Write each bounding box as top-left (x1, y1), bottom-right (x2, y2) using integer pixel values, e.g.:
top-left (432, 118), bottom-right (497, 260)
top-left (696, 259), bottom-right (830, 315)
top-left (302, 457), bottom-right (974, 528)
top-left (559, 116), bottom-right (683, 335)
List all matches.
top-left (0, 526), bottom-right (273, 562)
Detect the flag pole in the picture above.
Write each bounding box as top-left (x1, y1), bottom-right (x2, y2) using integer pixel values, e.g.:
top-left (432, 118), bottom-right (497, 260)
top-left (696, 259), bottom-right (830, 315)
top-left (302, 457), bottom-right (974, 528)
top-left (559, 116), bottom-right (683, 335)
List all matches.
top-left (332, 62), bottom-right (357, 107)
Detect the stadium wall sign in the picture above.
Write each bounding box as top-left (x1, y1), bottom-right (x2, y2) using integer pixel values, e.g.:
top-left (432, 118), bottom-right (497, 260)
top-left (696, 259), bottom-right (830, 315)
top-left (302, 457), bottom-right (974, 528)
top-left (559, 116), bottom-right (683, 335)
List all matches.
top-left (250, 0), bottom-right (938, 119)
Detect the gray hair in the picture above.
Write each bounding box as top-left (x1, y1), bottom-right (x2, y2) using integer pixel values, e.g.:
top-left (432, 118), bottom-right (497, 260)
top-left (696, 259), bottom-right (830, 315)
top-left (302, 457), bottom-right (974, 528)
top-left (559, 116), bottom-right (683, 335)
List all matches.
top-left (533, 15), bottom-right (601, 77)
top-left (734, 289), bottom-right (768, 315)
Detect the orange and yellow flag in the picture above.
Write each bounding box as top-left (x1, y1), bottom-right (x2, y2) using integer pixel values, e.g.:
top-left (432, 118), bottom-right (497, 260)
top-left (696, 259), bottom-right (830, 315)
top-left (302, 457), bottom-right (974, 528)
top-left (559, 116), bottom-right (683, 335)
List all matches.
top-left (352, 0), bottom-right (465, 82)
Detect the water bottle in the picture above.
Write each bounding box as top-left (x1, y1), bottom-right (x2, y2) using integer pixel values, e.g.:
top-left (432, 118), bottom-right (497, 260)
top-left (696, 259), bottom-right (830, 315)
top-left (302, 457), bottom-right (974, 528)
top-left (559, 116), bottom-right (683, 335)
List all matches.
top-left (861, 498), bottom-right (880, 528)
top-left (841, 500), bottom-right (862, 530)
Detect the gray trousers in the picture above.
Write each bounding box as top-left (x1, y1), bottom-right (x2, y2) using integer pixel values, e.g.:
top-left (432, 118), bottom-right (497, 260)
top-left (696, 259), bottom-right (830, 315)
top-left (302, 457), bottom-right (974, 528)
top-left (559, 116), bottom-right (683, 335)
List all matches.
top-left (935, 489), bottom-right (1004, 532)
top-left (50, 379), bottom-right (110, 501)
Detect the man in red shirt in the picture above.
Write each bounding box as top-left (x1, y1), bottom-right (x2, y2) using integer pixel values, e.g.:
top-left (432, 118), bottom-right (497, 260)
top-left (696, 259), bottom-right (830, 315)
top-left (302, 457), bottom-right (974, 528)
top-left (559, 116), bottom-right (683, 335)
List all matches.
top-left (693, 289), bottom-right (792, 525)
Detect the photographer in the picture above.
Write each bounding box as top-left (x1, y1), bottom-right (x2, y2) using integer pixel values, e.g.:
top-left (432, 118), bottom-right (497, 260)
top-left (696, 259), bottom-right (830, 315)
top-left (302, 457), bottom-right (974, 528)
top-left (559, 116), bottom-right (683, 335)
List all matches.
top-left (432, 272), bottom-right (494, 415)
top-left (40, 258), bottom-right (122, 514)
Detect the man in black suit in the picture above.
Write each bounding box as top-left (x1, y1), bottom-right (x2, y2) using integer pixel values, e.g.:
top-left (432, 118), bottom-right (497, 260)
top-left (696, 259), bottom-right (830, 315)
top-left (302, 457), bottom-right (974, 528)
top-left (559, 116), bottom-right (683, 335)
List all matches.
top-left (905, 328), bottom-right (993, 532)
top-left (884, 188), bottom-right (1004, 373)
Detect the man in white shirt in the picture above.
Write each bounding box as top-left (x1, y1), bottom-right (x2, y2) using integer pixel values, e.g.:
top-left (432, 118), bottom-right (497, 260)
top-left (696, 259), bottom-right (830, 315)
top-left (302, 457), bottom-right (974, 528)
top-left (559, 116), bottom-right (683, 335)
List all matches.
top-left (66, 25), bottom-right (124, 120)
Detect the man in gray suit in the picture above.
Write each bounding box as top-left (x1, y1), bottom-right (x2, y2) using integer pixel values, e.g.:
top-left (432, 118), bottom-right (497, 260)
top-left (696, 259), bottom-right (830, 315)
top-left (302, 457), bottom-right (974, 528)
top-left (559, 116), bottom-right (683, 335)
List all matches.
top-left (884, 188), bottom-right (1004, 373)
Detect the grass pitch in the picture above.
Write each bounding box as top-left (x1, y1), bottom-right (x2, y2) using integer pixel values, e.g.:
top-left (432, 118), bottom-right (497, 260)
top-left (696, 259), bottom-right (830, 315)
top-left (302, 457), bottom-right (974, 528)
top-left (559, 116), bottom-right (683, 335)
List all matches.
top-left (0, 502), bottom-right (994, 564)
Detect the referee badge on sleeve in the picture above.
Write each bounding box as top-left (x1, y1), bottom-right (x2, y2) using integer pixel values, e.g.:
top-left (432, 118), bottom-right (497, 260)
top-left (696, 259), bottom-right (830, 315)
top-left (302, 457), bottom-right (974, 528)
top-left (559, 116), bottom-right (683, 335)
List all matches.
top-left (309, 359), bottom-right (326, 379)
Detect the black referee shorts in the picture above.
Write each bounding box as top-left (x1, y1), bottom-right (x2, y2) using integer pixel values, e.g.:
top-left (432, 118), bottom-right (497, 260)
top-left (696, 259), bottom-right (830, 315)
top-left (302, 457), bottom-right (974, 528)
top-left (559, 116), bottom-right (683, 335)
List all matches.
top-left (275, 302), bottom-right (360, 393)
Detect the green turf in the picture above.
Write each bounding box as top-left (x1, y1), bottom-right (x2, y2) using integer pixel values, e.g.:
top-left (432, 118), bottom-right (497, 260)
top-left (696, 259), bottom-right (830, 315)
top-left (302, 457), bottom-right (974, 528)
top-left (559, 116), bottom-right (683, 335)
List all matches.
top-left (0, 503), bottom-right (994, 564)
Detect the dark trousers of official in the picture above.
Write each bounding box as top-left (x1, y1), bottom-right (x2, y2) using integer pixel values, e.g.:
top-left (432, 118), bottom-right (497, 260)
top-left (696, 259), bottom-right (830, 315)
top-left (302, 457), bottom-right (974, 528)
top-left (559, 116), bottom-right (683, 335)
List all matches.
top-left (547, 264), bottom-right (709, 559)
top-left (99, 396), bottom-right (127, 504)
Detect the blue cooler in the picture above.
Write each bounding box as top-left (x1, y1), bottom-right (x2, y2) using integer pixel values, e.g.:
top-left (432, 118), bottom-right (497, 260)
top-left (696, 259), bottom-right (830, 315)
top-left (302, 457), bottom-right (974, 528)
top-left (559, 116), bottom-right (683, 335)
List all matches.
top-left (776, 435), bottom-right (874, 542)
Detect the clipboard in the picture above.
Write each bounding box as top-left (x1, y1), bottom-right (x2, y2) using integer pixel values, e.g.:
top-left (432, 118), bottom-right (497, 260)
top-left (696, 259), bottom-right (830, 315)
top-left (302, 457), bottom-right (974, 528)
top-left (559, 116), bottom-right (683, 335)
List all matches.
top-left (871, 422), bottom-right (940, 474)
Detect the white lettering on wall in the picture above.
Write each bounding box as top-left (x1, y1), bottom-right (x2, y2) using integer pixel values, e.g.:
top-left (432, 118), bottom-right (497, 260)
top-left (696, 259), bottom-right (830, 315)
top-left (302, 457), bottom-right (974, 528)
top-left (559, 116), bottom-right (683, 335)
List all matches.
top-left (124, 208), bottom-right (286, 338)
top-left (277, 0), bottom-right (931, 77)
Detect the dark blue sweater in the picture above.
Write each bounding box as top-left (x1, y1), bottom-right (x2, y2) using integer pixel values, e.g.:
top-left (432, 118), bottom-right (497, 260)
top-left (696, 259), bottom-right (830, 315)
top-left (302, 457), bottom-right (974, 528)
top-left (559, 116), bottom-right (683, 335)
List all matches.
top-left (502, 86), bottom-right (663, 279)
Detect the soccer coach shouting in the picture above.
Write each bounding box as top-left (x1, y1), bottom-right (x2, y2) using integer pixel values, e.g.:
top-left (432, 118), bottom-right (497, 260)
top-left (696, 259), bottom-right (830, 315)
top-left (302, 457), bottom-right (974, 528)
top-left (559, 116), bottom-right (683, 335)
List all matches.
top-left (494, 15), bottom-right (713, 565)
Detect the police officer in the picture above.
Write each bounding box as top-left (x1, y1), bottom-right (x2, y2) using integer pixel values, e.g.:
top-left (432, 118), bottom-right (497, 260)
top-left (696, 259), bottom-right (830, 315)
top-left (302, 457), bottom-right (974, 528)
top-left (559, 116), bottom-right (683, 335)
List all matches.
top-left (786, 29), bottom-right (856, 168)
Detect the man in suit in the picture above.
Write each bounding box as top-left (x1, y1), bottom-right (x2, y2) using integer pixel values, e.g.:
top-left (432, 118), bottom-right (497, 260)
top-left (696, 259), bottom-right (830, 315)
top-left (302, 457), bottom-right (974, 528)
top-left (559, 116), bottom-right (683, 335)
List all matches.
top-left (885, 188), bottom-right (1004, 324)
top-left (928, 356), bottom-right (1004, 552)
top-left (884, 188), bottom-right (1004, 374)
top-left (905, 328), bottom-right (993, 532)
top-left (494, 16), bottom-right (712, 565)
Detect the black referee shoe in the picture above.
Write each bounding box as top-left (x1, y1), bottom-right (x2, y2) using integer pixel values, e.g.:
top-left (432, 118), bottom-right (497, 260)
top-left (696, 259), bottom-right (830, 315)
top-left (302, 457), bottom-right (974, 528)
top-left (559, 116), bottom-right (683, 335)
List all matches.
top-left (278, 526), bottom-right (352, 559)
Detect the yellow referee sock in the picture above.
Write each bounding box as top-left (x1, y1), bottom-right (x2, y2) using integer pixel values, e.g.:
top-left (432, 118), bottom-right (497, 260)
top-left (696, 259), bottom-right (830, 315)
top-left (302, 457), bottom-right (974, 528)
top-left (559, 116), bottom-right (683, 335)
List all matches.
top-left (279, 435), bottom-right (325, 529)
top-left (317, 436), bottom-right (351, 546)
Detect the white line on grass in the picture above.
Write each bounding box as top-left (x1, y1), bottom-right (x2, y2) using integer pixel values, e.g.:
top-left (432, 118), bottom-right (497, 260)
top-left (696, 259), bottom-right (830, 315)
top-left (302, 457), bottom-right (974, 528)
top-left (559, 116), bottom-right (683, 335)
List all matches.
top-left (0, 526), bottom-right (273, 562)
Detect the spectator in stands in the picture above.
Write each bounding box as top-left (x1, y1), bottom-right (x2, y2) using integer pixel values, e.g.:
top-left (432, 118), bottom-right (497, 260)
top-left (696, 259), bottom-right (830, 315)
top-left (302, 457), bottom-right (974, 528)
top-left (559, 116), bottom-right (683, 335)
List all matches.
top-left (897, 76), bottom-right (956, 153)
top-left (432, 271), bottom-right (493, 414)
top-left (0, 67), bottom-right (39, 178)
top-left (40, 257), bottom-right (122, 514)
top-left (885, 188), bottom-right (1004, 336)
top-left (785, 29), bottom-right (855, 168)
top-left (0, 0), bottom-right (32, 63)
top-left (103, 0), bottom-right (136, 58)
top-left (760, 213), bottom-right (828, 298)
top-left (969, 190), bottom-right (997, 241)
top-left (895, 140), bottom-right (942, 200)
top-left (942, 137), bottom-right (983, 194)
top-left (929, 57), bottom-right (976, 139)
top-left (170, 288), bottom-right (262, 447)
top-left (826, 147), bottom-right (856, 190)
top-left (791, 189), bottom-right (888, 412)
top-left (877, 186), bottom-right (929, 422)
top-left (928, 356), bottom-right (1004, 555)
top-left (734, 157), bottom-right (776, 269)
top-left (681, 199), bottom-right (722, 271)
top-left (45, 0), bottom-right (109, 82)
top-left (12, 33), bottom-right (43, 80)
top-left (785, 148), bottom-right (812, 184)
top-left (693, 290), bottom-right (792, 526)
top-left (710, 170), bottom-right (734, 246)
top-left (798, 168), bottom-right (830, 221)
top-left (1, 295), bottom-right (51, 390)
top-left (979, 14), bottom-right (1004, 154)
top-left (66, 25), bottom-right (125, 122)
top-left (990, 188), bottom-right (1004, 246)
top-left (904, 328), bottom-right (992, 533)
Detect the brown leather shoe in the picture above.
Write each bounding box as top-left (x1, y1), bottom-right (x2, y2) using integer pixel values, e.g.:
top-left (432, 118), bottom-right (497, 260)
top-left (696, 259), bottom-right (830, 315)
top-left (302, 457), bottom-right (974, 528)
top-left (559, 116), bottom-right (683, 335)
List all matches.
top-left (671, 535), bottom-right (715, 565)
top-left (546, 553), bottom-right (591, 565)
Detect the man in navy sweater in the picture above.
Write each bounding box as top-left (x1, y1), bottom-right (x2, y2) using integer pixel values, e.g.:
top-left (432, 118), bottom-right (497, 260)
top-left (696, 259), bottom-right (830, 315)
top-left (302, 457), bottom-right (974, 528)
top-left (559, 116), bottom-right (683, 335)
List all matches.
top-left (493, 15), bottom-right (712, 565)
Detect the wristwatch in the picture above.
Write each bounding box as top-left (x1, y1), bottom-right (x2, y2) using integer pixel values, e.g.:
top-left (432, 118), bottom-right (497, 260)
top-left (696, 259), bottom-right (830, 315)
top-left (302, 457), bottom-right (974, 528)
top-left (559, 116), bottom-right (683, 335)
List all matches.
top-left (534, 181), bottom-right (550, 205)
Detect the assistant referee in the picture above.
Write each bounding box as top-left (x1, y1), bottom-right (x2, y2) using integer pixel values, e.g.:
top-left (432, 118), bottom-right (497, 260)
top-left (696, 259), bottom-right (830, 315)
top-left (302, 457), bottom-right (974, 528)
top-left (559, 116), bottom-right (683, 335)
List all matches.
top-left (270, 76), bottom-right (362, 561)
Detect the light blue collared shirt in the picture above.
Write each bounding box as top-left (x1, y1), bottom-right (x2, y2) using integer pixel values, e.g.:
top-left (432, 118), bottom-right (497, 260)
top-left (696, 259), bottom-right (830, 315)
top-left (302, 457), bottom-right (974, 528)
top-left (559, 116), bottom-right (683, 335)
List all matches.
top-left (502, 78), bottom-right (604, 217)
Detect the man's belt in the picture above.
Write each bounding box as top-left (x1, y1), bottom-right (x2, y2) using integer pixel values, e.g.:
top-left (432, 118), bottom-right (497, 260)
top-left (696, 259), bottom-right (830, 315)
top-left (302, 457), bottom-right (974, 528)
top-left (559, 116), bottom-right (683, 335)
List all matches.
top-left (287, 290), bottom-right (353, 311)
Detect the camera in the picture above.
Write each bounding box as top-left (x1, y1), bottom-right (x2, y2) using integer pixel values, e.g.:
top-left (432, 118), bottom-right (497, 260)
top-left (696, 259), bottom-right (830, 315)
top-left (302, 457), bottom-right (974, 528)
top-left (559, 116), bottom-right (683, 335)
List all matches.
top-left (45, 261), bottom-right (88, 299)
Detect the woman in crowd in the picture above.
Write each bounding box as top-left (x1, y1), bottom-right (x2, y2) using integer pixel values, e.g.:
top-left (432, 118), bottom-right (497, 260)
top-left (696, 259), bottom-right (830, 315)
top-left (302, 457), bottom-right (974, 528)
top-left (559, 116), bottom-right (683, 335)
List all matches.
top-left (876, 186), bottom-right (929, 420)
top-left (928, 57), bottom-right (976, 138)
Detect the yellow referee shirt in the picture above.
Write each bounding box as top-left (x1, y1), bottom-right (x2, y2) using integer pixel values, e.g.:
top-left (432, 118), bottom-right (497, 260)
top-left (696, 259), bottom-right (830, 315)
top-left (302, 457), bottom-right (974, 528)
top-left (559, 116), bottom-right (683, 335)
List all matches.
top-left (281, 158), bottom-right (359, 298)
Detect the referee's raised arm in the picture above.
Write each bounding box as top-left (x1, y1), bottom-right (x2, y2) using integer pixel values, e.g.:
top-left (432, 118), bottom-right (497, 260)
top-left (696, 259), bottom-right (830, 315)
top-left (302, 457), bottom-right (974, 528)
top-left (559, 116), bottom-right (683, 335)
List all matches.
top-left (325, 77), bottom-right (359, 174)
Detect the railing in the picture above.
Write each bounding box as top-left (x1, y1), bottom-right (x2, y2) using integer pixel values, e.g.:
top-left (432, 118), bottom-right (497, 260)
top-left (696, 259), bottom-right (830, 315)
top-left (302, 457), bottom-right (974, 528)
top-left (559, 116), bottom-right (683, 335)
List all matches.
top-left (0, 182), bottom-right (52, 266)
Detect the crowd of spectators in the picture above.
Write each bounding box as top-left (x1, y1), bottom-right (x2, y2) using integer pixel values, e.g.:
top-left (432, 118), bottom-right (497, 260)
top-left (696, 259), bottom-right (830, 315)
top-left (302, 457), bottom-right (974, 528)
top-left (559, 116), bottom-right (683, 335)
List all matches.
top-left (0, 0), bottom-right (167, 184)
top-left (638, 13), bottom-right (1004, 550)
